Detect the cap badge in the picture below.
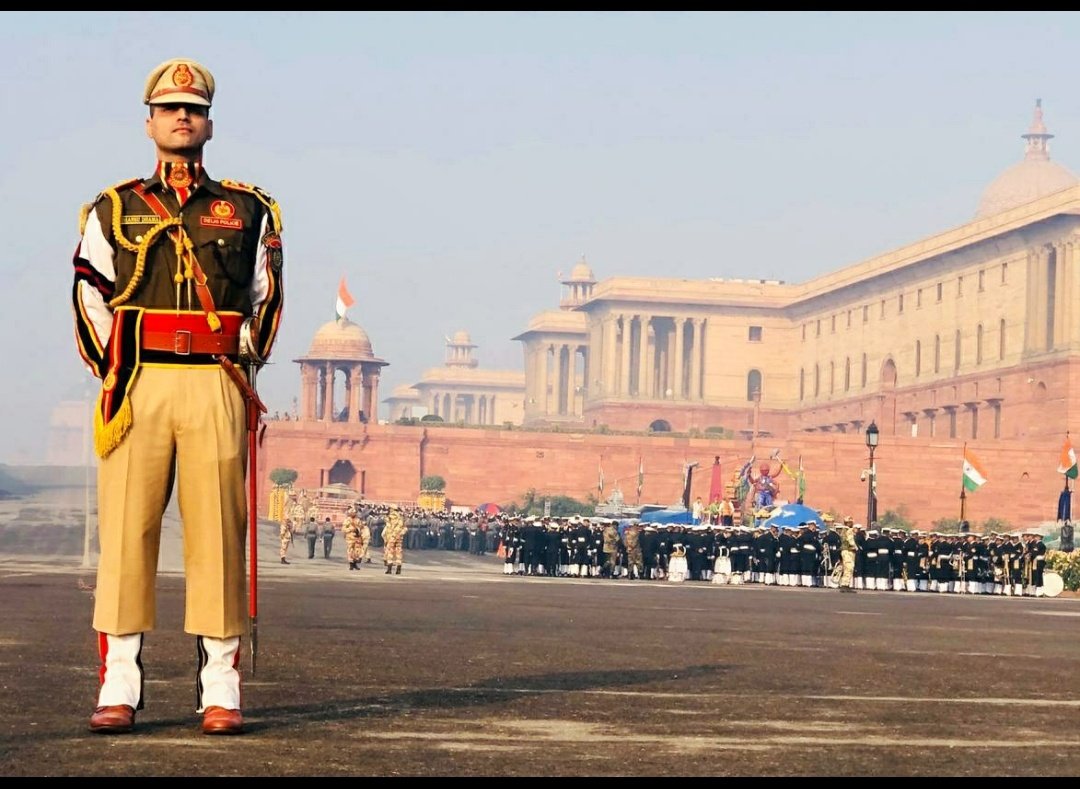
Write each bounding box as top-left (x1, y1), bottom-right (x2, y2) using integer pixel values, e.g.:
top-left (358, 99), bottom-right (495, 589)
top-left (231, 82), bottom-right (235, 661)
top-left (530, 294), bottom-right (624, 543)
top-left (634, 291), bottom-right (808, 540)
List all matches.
top-left (172, 63), bottom-right (195, 89)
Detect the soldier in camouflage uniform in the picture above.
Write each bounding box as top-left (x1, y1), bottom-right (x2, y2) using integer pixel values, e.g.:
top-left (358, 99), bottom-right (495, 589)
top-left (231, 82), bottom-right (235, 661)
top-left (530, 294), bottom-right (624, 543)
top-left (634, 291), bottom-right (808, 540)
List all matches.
top-left (382, 505), bottom-right (408, 575)
top-left (624, 521), bottom-right (644, 580)
top-left (839, 516), bottom-right (858, 593)
top-left (342, 506), bottom-right (363, 571)
top-left (279, 518), bottom-right (294, 565)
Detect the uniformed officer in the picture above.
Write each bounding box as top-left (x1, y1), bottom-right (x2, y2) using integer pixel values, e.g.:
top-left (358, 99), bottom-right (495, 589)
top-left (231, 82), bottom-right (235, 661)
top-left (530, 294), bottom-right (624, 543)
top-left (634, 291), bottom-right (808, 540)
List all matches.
top-left (342, 506), bottom-right (364, 571)
top-left (382, 504), bottom-right (408, 574)
top-left (279, 518), bottom-right (294, 565)
top-left (838, 517), bottom-right (858, 592)
top-left (77, 58), bottom-right (283, 736)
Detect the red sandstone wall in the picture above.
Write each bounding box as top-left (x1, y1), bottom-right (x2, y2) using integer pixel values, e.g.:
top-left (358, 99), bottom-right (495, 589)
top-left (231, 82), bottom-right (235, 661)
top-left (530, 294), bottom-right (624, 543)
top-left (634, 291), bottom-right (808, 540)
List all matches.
top-left (258, 419), bottom-right (1065, 529)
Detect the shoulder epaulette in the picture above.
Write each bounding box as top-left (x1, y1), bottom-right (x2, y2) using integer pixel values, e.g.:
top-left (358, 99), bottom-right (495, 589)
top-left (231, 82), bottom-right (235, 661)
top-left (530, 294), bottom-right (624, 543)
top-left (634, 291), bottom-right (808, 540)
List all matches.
top-left (220, 178), bottom-right (284, 232)
top-left (80, 177), bottom-right (142, 235)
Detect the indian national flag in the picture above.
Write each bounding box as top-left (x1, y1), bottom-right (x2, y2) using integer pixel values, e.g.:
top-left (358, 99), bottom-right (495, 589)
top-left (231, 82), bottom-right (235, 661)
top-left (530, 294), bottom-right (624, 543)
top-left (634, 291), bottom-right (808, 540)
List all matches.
top-left (1058, 437), bottom-right (1079, 479)
top-left (335, 277), bottom-right (355, 320)
top-left (962, 448), bottom-right (988, 492)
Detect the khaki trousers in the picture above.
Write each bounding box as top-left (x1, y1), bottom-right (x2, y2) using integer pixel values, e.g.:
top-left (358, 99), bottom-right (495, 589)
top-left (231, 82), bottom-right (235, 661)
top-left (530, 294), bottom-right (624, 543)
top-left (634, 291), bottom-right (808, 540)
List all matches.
top-left (94, 365), bottom-right (248, 638)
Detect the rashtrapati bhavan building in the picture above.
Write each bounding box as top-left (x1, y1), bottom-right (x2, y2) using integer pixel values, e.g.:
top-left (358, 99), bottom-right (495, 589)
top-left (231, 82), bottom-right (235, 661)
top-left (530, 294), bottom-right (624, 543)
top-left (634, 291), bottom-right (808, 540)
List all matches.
top-left (259, 101), bottom-right (1080, 527)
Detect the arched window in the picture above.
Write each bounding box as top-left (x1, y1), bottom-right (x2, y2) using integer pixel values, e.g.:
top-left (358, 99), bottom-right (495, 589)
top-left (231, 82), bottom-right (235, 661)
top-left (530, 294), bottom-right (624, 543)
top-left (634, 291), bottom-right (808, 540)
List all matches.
top-left (814, 364), bottom-right (820, 397)
top-left (861, 354), bottom-right (867, 388)
top-left (829, 361), bottom-right (835, 394)
top-left (999, 318), bottom-right (1006, 360)
top-left (915, 340), bottom-right (922, 377)
top-left (954, 329), bottom-right (962, 372)
top-left (747, 369), bottom-right (762, 402)
top-left (649, 419), bottom-right (672, 433)
top-left (976, 324), bottom-right (984, 365)
top-left (844, 357), bottom-right (851, 391)
top-left (799, 368), bottom-right (805, 401)
top-left (934, 334), bottom-right (941, 373)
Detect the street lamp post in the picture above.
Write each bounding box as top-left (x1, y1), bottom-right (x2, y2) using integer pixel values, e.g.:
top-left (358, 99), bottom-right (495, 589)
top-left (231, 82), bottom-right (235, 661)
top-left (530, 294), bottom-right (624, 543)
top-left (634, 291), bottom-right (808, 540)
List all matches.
top-left (865, 420), bottom-right (879, 528)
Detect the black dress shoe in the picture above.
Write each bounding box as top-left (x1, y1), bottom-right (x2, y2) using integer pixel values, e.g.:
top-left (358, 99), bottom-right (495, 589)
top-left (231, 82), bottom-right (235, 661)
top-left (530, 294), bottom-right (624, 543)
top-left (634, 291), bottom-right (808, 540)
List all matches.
top-left (89, 704), bottom-right (135, 734)
top-left (280, 557), bottom-right (289, 564)
top-left (395, 565), bottom-right (402, 575)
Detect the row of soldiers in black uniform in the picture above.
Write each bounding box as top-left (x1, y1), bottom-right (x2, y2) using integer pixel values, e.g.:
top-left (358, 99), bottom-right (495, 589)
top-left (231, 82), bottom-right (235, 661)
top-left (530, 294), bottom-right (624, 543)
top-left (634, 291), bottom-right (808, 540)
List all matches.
top-left (496, 515), bottom-right (1051, 596)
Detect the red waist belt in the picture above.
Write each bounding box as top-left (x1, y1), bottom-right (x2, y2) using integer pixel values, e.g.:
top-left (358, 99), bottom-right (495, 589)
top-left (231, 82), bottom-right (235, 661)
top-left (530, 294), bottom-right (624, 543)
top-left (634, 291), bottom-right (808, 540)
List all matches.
top-left (140, 312), bottom-right (242, 357)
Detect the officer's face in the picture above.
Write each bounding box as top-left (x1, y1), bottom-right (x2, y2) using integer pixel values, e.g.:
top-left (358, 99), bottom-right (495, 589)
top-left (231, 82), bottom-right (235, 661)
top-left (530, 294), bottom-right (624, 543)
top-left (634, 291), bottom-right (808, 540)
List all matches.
top-left (146, 103), bottom-right (213, 159)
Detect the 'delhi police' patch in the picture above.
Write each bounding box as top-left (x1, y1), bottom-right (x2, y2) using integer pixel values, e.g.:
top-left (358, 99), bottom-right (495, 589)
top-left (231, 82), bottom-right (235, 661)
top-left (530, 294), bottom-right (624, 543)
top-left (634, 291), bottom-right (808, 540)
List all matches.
top-left (262, 231), bottom-right (283, 270)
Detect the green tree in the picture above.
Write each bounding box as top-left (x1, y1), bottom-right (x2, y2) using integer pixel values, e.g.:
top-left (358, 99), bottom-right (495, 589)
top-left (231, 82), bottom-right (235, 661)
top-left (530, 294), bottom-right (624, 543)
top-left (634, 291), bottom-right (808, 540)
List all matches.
top-left (980, 516), bottom-right (1013, 534)
top-left (546, 495), bottom-right (594, 517)
top-left (932, 516), bottom-right (962, 533)
top-left (420, 475), bottom-right (446, 492)
top-left (878, 504), bottom-right (914, 532)
top-left (504, 489), bottom-right (594, 517)
top-left (269, 467), bottom-right (298, 487)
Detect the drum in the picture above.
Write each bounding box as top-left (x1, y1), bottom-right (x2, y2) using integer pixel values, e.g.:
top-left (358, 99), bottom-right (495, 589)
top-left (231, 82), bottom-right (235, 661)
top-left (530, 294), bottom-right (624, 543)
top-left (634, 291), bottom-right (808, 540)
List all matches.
top-left (1042, 570), bottom-right (1064, 598)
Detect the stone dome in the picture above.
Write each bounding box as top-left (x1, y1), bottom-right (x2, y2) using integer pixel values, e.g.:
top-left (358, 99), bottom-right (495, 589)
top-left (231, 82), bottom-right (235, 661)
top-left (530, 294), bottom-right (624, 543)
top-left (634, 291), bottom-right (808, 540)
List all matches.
top-left (567, 256), bottom-right (596, 282)
top-left (975, 100), bottom-right (1079, 220)
top-left (305, 317), bottom-right (375, 360)
top-left (451, 330), bottom-right (473, 345)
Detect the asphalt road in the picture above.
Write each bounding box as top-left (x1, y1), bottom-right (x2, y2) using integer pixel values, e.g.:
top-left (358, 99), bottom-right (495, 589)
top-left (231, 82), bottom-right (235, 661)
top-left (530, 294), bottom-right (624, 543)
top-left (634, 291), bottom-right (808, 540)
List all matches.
top-left (1, 532), bottom-right (1079, 777)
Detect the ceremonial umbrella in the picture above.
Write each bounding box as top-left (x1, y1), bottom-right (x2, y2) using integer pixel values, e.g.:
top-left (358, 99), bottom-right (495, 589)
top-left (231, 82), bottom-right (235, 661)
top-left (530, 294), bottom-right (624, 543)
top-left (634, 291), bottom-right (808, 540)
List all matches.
top-left (761, 503), bottom-right (824, 530)
top-left (476, 502), bottom-right (501, 515)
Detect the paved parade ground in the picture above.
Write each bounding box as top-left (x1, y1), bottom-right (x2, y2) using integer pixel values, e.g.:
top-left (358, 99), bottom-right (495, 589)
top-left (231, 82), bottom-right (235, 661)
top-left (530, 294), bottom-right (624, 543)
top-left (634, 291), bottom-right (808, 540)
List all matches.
top-left (1, 520), bottom-right (1079, 778)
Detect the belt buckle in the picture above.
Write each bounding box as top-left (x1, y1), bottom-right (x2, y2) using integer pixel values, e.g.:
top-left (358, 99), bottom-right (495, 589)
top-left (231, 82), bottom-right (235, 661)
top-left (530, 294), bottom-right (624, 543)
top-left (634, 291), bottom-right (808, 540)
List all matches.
top-left (174, 329), bottom-right (192, 355)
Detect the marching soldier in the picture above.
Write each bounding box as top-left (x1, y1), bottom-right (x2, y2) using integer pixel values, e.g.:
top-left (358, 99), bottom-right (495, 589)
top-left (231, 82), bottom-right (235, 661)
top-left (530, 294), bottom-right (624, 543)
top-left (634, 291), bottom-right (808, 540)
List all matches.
top-left (304, 516), bottom-right (319, 559)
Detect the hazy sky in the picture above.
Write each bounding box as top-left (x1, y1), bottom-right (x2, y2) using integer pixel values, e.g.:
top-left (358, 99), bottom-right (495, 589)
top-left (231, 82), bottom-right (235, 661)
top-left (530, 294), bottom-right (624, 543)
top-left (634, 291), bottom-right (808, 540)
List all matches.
top-left (4, 11), bottom-right (1080, 463)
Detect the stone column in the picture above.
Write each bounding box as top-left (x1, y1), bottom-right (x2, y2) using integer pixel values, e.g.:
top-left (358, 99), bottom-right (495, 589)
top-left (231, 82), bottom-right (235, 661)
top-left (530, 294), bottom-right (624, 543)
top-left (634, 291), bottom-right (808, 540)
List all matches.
top-left (552, 343), bottom-right (564, 416)
top-left (350, 366), bottom-right (362, 422)
top-left (578, 344), bottom-right (588, 414)
top-left (921, 407), bottom-right (937, 438)
top-left (644, 323), bottom-right (655, 399)
top-left (1035, 246), bottom-right (1050, 352)
top-left (620, 315), bottom-right (633, 396)
top-left (673, 317), bottom-right (685, 399)
top-left (324, 362), bottom-right (335, 422)
top-left (1061, 240), bottom-right (1079, 350)
top-left (637, 315), bottom-right (650, 398)
top-left (368, 371), bottom-right (379, 423)
top-left (300, 364), bottom-right (316, 421)
top-left (602, 316), bottom-right (617, 396)
top-left (537, 343), bottom-right (550, 416)
top-left (1054, 242), bottom-right (1068, 349)
top-left (689, 319), bottom-right (703, 400)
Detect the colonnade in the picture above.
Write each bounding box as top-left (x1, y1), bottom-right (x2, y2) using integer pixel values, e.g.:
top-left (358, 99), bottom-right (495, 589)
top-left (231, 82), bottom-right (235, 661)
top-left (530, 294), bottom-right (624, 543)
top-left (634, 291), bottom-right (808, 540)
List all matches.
top-left (299, 361), bottom-right (382, 423)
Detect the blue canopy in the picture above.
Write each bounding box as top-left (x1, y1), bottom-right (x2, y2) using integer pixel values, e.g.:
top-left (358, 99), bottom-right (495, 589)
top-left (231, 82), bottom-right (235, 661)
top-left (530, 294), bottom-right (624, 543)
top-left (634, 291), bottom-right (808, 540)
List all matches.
top-left (761, 503), bottom-right (824, 530)
top-left (639, 507), bottom-right (698, 525)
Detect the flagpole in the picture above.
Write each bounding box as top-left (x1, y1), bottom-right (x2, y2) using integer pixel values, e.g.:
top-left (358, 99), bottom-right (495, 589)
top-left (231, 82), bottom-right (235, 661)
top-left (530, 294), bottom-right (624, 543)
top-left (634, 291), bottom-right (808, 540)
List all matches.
top-left (959, 442), bottom-right (967, 527)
